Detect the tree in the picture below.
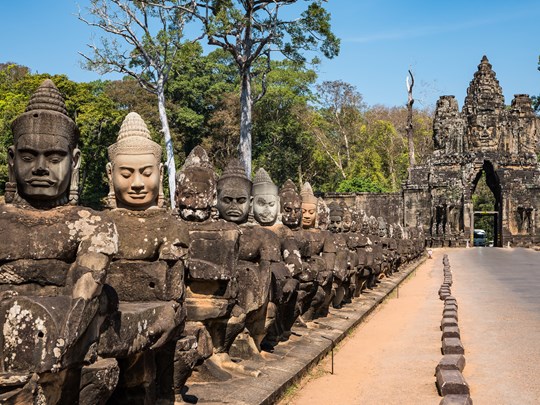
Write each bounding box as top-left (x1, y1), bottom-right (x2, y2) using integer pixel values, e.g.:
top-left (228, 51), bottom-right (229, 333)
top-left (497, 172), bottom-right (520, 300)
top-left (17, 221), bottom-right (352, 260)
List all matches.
top-left (78, 0), bottom-right (188, 207)
top-left (406, 69), bottom-right (416, 166)
top-left (162, 0), bottom-right (340, 177)
top-left (310, 80), bottom-right (365, 179)
top-left (252, 59), bottom-right (318, 185)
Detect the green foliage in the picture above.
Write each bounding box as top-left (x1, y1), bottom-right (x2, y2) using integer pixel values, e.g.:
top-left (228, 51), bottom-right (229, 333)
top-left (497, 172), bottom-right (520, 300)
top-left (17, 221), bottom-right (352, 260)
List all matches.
top-left (252, 60), bottom-right (318, 185)
top-left (1, 48), bottom-right (435, 202)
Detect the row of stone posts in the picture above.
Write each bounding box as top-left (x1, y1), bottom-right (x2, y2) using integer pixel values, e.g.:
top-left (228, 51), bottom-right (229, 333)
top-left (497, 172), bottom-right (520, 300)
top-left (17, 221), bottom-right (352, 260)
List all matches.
top-left (0, 80), bottom-right (425, 404)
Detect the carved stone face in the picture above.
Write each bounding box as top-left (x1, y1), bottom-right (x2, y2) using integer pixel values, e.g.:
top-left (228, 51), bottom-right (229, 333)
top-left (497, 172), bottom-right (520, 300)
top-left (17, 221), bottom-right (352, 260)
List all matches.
top-left (176, 170), bottom-right (216, 221)
top-left (108, 153), bottom-right (162, 210)
top-left (9, 133), bottom-right (80, 203)
top-left (342, 211), bottom-right (352, 233)
top-left (217, 181), bottom-right (251, 223)
top-left (253, 194), bottom-right (279, 225)
top-left (302, 202), bottom-right (317, 229)
top-left (329, 213), bottom-right (342, 233)
top-left (281, 194), bottom-right (302, 228)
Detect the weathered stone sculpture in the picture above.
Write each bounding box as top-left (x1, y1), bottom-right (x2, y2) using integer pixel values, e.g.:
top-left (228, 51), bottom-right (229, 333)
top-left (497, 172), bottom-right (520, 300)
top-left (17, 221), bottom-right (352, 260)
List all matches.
top-left (297, 183), bottom-right (335, 320)
top-left (217, 161), bottom-right (277, 362)
top-left (251, 168), bottom-right (280, 227)
top-left (217, 159), bottom-right (251, 224)
top-left (327, 201), bottom-right (350, 308)
top-left (106, 112), bottom-right (164, 210)
top-left (0, 79), bottom-right (117, 404)
top-left (252, 169), bottom-right (300, 348)
top-left (7, 79), bottom-right (80, 208)
top-left (280, 179), bottom-right (303, 230)
top-left (176, 153), bottom-right (251, 378)
top-left (100, 112), bottom-right (188, 404)
top-left (176, 145), bottom-right (217, 222)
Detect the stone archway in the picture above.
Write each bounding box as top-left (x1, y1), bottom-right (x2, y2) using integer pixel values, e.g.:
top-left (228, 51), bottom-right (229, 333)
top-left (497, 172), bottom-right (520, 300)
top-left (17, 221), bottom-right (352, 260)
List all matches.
top-left (403, 56), bottom-right (540, 247)
top-left (469, 160), bottom-right (503, 247)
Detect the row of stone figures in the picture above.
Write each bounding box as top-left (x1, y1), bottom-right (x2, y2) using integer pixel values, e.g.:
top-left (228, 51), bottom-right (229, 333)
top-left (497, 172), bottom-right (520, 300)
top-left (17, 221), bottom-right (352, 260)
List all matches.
top-left (0, 80), bottom-right (425, 404)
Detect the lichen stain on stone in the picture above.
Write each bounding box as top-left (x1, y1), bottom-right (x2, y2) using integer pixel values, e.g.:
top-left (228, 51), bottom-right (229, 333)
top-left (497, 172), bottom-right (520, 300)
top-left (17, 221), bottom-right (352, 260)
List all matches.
top-left (3, 302), bottom-right (32, 364)
top-left (0, 265), bottom-right (24, 284)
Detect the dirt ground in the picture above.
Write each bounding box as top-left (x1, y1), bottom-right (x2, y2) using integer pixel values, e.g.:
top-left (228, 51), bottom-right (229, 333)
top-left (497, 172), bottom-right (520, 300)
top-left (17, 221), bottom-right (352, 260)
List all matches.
top-left (280, 251), bottom-right (444, 405)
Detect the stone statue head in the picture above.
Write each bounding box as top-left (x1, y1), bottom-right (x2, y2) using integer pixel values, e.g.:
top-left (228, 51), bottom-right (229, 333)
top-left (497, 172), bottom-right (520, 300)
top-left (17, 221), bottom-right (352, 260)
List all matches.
top-left (175, 145), bottom-right (217, 221)
top-left (369, 215), bottom-right (379, 235)
top-left (279, 179), bottom-right (302, 229)
top-left (106, 112), bottom-right (163, 210)
top-left (8, 79), bottom-right (81, 208)
top-left (349, 207), bottom-right (360, 233)
top-left (217, 159), bottom-right (252, 223)
top-left (377, 216), bottom-right (387, 237)
top-left (316, 198), bottom-right (330, 230)
top-left (300, 182), bottom-right (318, 229)
top-left (251, 168), bottom-right (279, 226)
top-left (328, 201), bottom-right (344, 233)
top-left (340, 202), bottom-right (353, 233)
top-left (360, 212), bottom-right (370, 235)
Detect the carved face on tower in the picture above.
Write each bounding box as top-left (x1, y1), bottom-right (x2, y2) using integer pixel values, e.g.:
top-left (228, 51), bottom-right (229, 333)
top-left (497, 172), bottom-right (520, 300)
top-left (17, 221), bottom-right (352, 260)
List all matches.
top-left (300, 182), bottom-right (318, 229)
top-left (279, 179), bottom-right (302, 229)
top-left (328, 202), bottom-right (344, 233)
top-left (8, 79), bottom-right (81, 208)
top-left (107, 112), bottom-right (163, 210)
top-left (251, 168), bottom-right (279, 226)
top-left (176, 146), bottom-right (217, 221)
top-left (217, 159), bottom-right (252, 223)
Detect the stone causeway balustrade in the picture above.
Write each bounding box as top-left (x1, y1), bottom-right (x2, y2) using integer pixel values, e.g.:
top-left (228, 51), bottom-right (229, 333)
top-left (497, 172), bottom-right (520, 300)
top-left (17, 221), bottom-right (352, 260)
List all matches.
top-left (0, 79), bottom-right (426, 404)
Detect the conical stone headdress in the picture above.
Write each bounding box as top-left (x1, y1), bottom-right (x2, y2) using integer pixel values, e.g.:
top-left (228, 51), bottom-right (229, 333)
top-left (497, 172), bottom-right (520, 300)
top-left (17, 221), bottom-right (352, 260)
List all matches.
top-left (108, 112), bottom-right (162, 162)
top-left (177, 145), bottom-right (217, 197)
top-left (11, 79), bottom-right (79, 145)
top-left (252, 168), bottom-right (278, 196)
top-left (300, 182), bottom-right (318, 205)
top-left (279, 179), bottom-right (298, 197)
top-left (217, 158), bottom-right (252, 190)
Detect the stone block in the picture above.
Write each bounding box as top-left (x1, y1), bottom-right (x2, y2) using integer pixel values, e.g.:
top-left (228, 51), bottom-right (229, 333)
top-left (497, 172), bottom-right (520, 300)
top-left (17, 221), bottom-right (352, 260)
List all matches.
top-left (439, 395), bottom-right (473, 405)
top-left (444, 304), bottom-right (458, 312)
top-left (98, 301), bottom-right (183, 357)
top-left (79, 358), bottom-right (120, 405)
top-left (445, 298), bottom-right (458, 307)
top-left (442, 337), bottom-right (464, 355)
top-left (443, 310), bottom-right (458, 321)
top-left (185, 296), bottom-right (232, 321)
top-left (442, 325), bottom-right (461, 339)
top-left (106, 260), bottom-right (184, 301)
top-left (441, 317), bottom-right (458, 330)
top-left (436, 369), bottom-right (470, 396)
top-left (436, 354), bottom-right (466, 373)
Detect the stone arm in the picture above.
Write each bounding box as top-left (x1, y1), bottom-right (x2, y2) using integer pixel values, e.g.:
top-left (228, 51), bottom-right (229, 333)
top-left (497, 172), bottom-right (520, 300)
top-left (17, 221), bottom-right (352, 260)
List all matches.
top-left (62, 216), bottom-right (118, 364)
top-left (281, 237), bottom-right (303, 278)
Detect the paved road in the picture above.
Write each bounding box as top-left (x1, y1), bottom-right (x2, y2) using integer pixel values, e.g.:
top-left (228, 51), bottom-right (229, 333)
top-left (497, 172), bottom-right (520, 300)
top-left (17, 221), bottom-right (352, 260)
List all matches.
top-left (450, 247), bottom-right (540, 404)
top-left (284, 247), bottom-right (540, 405)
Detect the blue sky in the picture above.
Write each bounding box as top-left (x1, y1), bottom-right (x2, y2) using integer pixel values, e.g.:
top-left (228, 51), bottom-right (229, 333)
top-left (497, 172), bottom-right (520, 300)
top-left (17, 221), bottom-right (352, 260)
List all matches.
top-left (1, 1), bottom-right (539, 108)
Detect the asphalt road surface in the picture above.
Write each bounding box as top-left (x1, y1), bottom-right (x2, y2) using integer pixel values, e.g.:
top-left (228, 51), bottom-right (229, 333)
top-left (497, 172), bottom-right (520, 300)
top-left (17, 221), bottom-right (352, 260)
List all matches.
top-left (451, 247), bottom-right (540, 404)
top-left (284, 247), bottom-right (540, 405)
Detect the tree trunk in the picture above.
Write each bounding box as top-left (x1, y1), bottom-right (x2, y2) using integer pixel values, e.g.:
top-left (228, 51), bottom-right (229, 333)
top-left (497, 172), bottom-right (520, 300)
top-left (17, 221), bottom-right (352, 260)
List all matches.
top-left (239, 69), bottom-right (253, 178)
top-left (406, 70), bottom-right (416, 167)
top-left (157, 81), bottom-right (177, 208)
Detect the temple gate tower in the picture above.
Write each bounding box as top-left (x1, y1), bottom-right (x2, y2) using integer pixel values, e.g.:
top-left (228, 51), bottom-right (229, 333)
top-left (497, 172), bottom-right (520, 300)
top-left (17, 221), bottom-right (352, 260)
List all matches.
top-left (403, 56), bottom-right (540, 247)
